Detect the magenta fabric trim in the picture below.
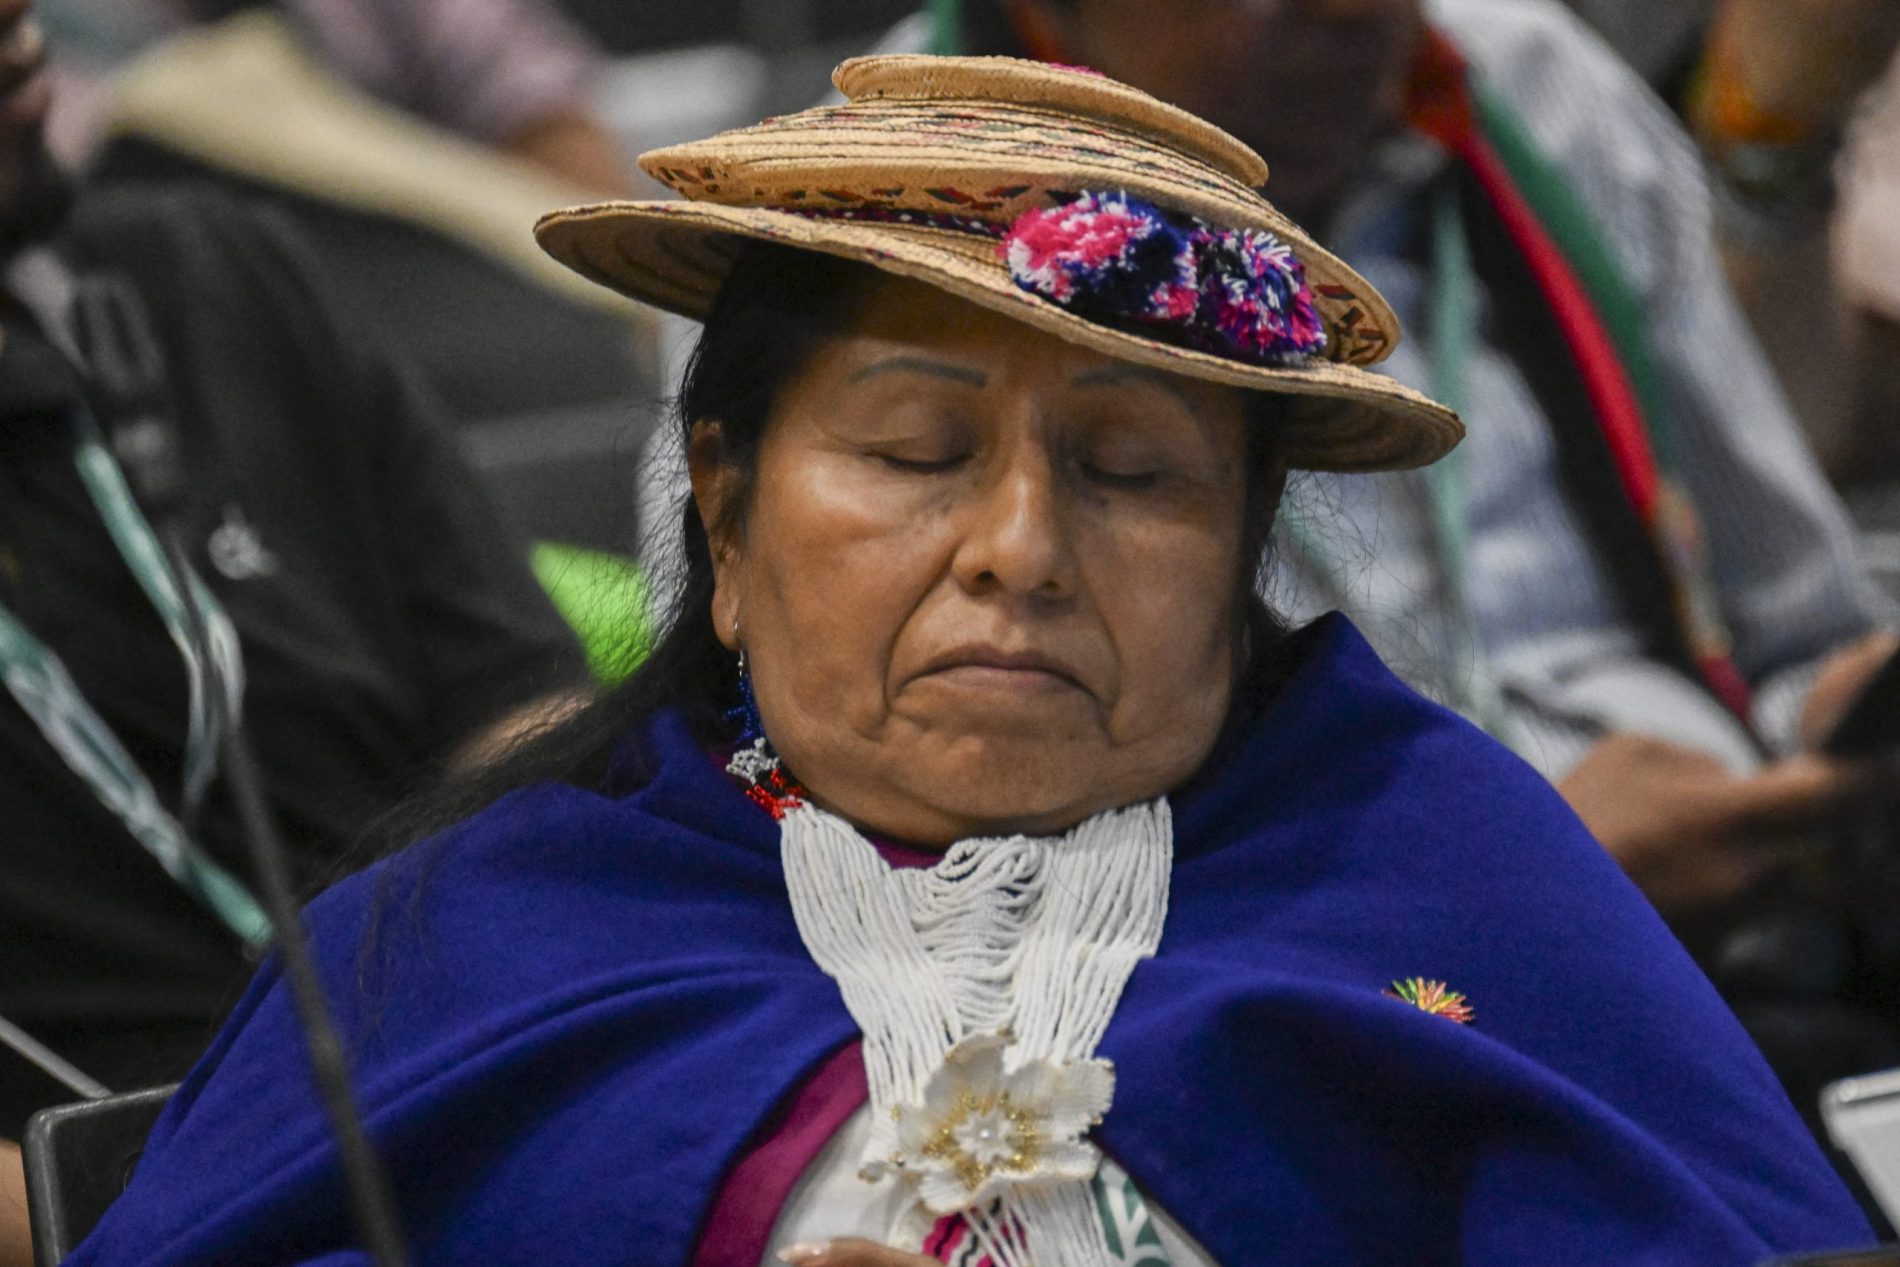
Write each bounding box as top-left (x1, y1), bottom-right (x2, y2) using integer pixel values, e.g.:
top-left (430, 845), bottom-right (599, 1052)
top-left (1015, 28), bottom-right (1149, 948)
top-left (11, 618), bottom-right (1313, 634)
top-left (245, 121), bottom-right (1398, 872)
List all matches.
top-left (688, 775), bottom-right (938, 1267)
top-left (693, 1041), bottom-right (871, 1267)
top-left (693, 828), bottom-right (1107, 1267)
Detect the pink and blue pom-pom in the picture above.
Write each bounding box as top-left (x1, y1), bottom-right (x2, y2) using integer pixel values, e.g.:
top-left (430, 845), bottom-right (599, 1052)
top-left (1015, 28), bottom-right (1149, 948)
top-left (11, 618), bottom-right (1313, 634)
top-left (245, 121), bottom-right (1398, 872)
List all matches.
top-left (1196, 227), bottom-right (1329, 363)
top-left (1002, 191), bottom-right (1199, 318)
top-left (1002, 191), bottom-right (1327, 366)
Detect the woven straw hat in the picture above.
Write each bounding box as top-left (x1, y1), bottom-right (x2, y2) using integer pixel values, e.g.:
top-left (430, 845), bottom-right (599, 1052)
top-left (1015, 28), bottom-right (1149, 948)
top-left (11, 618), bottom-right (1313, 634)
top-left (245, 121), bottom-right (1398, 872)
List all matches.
top-left (537, 55), bottom-right (1461, 472)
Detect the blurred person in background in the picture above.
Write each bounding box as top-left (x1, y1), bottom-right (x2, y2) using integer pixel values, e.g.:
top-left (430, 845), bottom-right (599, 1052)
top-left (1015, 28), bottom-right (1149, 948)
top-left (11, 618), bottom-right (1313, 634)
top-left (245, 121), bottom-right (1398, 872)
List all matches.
top-left (1836, 57), bottom-right (1900, 487)
top-left (38, 0), bottom-right (632, 193)
top-left (1473, 0), bottom-right (1900, 486)
top-left (1681, 0), bottom-right (1900, 491)
top-left (1689, 0), bottom-right (1900, 222)
top-left (29, 0), bottom-right (664, 618)
top-left (923, 0), bottom-right (1900, 1134)
top-left (1556, 0), bottom-right (1715, 97)
top-left (0, 0), bottom-right (589, 1227)
top-left (1685, 0), bottom-right (1900, 487)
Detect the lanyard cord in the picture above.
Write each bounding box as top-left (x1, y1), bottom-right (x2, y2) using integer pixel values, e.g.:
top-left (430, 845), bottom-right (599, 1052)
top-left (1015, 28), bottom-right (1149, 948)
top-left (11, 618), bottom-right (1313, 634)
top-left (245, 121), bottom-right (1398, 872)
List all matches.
top-left (1, 409), bottom-right (412, 1263)
top-left (2, 283), bottom-right (410, 1262)
top-left (70, 403), bottom-right (244, 829)
top-left (1423, 180), bottom-right (1516, 742)
top-left (0, 403), bottom-right (271, 950)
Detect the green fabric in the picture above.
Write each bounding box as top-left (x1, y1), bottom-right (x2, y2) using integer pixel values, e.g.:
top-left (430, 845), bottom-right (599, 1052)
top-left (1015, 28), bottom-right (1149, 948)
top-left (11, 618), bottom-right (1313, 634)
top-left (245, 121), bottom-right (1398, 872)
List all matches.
top-left (1423, 182), bottom-right (1515, 743)
top-left (1470, 76), bottom-right (1747, 697)
top-left (532, 542), bottom-right (652, 683)
top-left (926, 0), bottom-right (961, 54)
top-left (1426, 179), bottom-right (1476, 573)
top-left (1469, 83), bottom-right (1680, 468)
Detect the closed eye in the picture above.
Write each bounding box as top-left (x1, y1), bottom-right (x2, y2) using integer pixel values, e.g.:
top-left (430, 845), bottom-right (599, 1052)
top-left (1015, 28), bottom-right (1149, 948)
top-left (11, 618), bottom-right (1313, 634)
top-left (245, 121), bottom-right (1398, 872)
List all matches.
top-left (878, 452), bottom-right (968, 474)
top-left (1084, 466), bottom-right (1162, 490)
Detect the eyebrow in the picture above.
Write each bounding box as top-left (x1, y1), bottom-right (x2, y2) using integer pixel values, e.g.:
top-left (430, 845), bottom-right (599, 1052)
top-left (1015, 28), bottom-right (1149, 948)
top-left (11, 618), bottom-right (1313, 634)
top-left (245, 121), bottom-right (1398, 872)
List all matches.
top-left (1068, 364), bottom-right (1203, 414)
top-left (847, 356), bottom-right (988, 387)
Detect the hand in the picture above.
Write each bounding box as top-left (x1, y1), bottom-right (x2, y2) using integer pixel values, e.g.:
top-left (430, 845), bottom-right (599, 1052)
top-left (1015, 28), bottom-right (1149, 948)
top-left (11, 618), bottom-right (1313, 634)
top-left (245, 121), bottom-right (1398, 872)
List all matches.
top-left (1, 1139), bottom-right (31, 1267)
top-left (778, 1240), bottom-right (937, 1266)
top-left (0, 0), bottom-right (52, 227)
top-left (1799, 631), bottom-right (1900, 751)
top-left (0, 0), bottom-right (46, 135)
top-left (1558, 733), bottom-right (1871, 914)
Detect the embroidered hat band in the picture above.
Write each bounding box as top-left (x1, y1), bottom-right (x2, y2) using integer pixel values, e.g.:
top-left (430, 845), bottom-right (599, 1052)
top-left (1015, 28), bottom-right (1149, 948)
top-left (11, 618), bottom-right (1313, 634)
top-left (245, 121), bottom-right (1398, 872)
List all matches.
top-left (536, 55), bottom-right (1463, 473)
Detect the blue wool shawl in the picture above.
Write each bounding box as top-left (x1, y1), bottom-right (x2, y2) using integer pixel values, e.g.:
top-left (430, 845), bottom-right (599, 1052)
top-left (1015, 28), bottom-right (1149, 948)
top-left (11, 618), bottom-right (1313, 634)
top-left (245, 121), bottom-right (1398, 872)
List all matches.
top-left (68, 616), bottom-right (1872, 1266)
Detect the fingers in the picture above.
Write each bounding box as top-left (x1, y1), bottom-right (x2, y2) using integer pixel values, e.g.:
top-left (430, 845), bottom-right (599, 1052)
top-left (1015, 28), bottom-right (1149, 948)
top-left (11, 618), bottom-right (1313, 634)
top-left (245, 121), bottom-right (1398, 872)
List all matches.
top-left (1573, 733), bottom-right (1879, 838)
top-left (777, 1239), bottom-right (940, 1267)
top-left (1559, 733), bottom-right (1853, 913)
top-left (0, 1140), bottom-right (30, 1267)
top-left (1626, 829), bottom-right (1792, 914)
top-left (1724, 753), bottom-right (1880, 835)
top-left (1578, 732), bottom-right (1733, 778)
top-left (0, 0), bottom-right (37, 85)
top-left (1557, 732), bottom-right (1731, 849)
top-left (0, 3), bottom-right (45, 133)
top-left (1800, 630), bottom-right (1900, 749)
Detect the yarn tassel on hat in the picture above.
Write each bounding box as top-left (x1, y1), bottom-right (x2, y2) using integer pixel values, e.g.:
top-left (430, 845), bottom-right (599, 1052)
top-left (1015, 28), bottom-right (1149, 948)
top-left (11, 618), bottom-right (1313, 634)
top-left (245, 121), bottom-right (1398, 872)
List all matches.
top-left (1003, 191), bottom-right (1328, 366)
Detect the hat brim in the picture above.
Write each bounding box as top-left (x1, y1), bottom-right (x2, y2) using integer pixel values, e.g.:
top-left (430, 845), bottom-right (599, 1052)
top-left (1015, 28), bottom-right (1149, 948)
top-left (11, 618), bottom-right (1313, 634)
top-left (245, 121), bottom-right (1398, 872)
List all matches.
top-left (536, 200), bottom-right (1463, 473)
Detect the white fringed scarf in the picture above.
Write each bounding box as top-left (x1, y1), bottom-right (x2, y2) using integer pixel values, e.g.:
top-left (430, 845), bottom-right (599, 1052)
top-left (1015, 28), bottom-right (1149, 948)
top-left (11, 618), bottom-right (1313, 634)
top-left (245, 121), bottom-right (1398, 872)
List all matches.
top-left (779, 796), bottom-right (1172, 1266)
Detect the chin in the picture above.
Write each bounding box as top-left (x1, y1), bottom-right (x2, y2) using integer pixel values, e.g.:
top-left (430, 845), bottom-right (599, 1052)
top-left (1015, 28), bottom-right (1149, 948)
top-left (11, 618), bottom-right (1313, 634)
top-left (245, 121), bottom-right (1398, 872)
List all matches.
top-left (904, 747), bottom-right (1144, 839)
top-left (944, 792), bottom-right (1094, 839)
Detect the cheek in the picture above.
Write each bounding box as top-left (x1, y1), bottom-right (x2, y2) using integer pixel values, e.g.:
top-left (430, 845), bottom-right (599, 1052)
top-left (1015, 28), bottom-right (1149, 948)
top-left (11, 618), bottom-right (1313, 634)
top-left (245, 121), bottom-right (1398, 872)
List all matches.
top-left (740, 459), bottom-right (948, 728)
top-left (1085, 514), bottom-right (1243, 735)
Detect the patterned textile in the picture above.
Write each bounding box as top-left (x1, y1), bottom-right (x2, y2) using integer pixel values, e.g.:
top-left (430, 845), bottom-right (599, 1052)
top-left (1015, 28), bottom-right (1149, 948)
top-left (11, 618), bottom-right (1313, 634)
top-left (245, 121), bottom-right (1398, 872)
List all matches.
top-left (1002, 192), bottom-right (1327, 365)
top-left (1270, 0), bottom-right (1888, 780)
top-left (1406, 30), bottom-right (1755, 722)
top-left (1837, 51), bottom-right (1900, 324)
top-left (921, 1162), bottom-right (1176, 1266)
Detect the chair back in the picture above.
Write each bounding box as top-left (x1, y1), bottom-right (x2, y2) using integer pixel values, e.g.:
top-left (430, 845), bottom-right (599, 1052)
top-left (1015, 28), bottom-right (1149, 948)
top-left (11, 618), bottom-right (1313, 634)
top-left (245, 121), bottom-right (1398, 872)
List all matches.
top-left (21, 1085), bottom-right (175, 1266)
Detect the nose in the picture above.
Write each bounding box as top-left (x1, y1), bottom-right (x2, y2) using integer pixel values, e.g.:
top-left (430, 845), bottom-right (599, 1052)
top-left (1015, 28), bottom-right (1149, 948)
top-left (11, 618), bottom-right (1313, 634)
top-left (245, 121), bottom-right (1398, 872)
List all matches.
top-left (950, 446), bottom-right (1079, 602)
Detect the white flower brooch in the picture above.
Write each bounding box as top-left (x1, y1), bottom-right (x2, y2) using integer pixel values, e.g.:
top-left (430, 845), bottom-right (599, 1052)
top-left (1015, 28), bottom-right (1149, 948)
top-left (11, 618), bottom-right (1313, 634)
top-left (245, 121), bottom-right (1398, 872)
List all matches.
top-left (864, 1033), bottom-right (1117, 1214)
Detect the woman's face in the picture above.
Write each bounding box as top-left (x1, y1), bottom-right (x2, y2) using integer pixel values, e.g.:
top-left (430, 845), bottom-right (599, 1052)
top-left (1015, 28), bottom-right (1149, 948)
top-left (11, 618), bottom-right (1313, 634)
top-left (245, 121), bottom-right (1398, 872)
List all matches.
top-left (692, 274), bottom-right (1271, 846)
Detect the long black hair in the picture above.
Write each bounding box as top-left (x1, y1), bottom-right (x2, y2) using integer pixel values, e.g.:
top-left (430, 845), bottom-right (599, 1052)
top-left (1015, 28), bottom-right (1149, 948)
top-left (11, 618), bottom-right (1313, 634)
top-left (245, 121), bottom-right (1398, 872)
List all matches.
top-left (359, 240), bottom-right (1293, 862)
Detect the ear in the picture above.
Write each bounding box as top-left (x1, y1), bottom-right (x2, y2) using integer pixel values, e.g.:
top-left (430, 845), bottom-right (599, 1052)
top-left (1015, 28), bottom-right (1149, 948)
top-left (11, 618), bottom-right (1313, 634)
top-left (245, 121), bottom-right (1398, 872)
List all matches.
top-left (687, 420), bottom-right (745, 652)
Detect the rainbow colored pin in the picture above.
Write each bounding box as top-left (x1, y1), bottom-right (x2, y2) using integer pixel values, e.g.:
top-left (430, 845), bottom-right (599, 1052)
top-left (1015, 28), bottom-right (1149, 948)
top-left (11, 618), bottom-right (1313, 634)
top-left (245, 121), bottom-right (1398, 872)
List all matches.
top-left (1384, 978), bottom-right (1474, 1025)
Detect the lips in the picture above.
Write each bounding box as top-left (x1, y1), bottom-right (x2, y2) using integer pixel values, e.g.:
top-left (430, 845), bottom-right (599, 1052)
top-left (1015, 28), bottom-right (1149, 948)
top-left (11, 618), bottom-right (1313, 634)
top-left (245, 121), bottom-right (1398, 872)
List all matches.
top-left (915, 644), bottom-right (1089, 693)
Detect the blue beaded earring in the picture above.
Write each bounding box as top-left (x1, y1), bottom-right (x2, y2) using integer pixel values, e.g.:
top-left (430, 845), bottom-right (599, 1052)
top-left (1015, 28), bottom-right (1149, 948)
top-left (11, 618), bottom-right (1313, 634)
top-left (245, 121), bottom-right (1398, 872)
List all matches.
top-left (724, 632), bottom-right (804, 816)
top-left (732, 649), bottom-right (767, 749)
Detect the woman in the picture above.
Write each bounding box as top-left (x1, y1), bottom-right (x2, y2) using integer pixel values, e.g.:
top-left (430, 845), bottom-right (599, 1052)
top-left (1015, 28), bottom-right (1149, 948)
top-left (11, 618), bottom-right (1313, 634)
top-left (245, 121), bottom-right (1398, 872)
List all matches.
top-left (68, 55), bottom-right (1870, 1266)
